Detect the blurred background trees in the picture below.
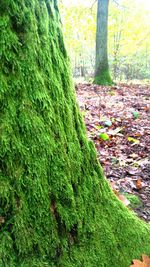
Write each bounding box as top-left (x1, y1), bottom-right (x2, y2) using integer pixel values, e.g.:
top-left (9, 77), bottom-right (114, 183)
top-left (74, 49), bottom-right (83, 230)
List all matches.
top-left (59, 0), bottom-right (150, 83)
top-left (94, 0), bottom-right (113, 85)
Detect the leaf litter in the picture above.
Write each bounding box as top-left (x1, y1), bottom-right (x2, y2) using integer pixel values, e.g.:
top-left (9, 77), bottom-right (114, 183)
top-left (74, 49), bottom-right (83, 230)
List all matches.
top-left (76, 83), bottom-right (150, 222)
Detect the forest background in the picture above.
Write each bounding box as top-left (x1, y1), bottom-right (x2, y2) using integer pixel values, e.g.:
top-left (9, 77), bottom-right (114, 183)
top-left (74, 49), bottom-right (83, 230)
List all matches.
top-left (59, 0), bottom-right (150, 83)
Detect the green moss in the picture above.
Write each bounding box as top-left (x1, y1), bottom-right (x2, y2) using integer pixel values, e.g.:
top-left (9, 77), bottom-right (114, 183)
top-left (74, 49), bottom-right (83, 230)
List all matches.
top-left (94, 68), bottom-right (114, 85)
top-left (0, 1), bottom-right (150, 266)
top-left (125, 193), bottom-right (143, 209)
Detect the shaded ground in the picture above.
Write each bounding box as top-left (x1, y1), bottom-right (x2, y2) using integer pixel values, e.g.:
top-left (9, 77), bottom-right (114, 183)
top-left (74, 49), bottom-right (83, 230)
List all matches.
top-left (76, 83), bottom-right (150, 222)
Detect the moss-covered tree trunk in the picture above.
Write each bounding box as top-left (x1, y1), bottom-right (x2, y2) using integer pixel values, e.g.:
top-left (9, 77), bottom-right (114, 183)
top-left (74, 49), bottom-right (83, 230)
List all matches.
top-left (0, 1), bottom-right (149, 266)
top-left (94, 0), bottom-right (113, 85)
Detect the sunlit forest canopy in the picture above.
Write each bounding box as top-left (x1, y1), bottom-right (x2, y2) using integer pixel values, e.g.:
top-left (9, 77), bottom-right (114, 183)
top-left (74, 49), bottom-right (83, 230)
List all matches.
top-left (59, 0), bottom-right (150, 82)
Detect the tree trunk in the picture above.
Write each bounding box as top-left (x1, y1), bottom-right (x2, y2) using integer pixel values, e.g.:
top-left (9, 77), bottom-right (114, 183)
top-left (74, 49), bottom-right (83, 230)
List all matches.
top-left (94, 0), bottom-right (113, 85)
top-left (0, 1), bottom-right (150, 266)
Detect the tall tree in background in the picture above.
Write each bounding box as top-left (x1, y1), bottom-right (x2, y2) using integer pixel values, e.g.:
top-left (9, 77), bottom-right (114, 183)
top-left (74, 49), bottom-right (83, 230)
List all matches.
top-left (0, 0), bottom-right (150, 266)
top-left (94, 0), bottom-right (113, 85)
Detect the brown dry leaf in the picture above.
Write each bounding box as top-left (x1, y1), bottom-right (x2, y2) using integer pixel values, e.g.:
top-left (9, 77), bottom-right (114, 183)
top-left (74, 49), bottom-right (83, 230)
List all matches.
top-left (117, 193), bottom-right (130, 206)
top-left (110, 181), bottom-right (117, 190)
top-left (142, 255), bottom-right (150, 266)
top-left (130, 259), bottom-right (144, 267)
top-left (130, 255), bottom-right (150, 267)
top-left (136, 178), bottom-right (142, 190)
top-left (144, 106), bottom-right (150, 111)
top-left (113, 189), bottom-right (130, 206)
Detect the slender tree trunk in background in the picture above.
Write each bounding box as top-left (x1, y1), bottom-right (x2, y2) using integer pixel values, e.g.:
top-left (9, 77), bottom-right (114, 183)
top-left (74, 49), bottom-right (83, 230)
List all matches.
top-left (0, 0), bottom-right (150, 266)
top-left (94, 0), bottom-right (113, 85)
top-left (113, 18), bottom-right (122, 81)
top-left (113, 29), bottom-right (122, 80)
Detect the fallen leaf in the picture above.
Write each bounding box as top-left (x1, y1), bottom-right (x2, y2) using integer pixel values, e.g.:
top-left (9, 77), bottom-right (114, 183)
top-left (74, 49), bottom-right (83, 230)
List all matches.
top-left (127, 167), bottom-right (139, 176)
top-left (108, 127), bottom-right (124, 136)
top-left (130, 259), bottom-right (144, 267)
top-left (104, 120), bottom-right (112, 127)
top-left (99, 133), bottom-right (109, 141)
top-left (133, 111), bottom-right (139, 119)
top-left (128, 137), bottom-right (140, 145)
top-left (129, 153), bottom-right (139, 159)
top-left (113, 190), bottom-right (130, 206)
top-left (136, 178), bottom-right (142, 190)
top-left (142, 255), bottom-right (150, 266)
top-left (144, 106), bottom-right (150, 112)
top-left (117, 194), bottom-right (130, 206)
top-left (130, 254), bottom-right (150, 267)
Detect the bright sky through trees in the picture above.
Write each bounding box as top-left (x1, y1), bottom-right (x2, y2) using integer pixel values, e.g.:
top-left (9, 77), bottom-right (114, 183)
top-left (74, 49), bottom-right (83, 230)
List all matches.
top-left (61, 0), bottom-right (150, 10)
top-left (60, 0), bottom-right (150, 81)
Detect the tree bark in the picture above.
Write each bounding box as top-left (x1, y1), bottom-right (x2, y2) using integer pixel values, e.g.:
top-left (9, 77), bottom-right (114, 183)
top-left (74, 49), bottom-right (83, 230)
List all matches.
top-left (94, 0), bottom-right (113, 85)
top-left (0, 0), bottom-right (150, 266)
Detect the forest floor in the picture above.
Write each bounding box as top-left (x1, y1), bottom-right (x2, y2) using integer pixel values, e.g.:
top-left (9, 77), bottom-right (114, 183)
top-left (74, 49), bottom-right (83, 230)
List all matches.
top-left (76, 83), bottom-right (150, 222)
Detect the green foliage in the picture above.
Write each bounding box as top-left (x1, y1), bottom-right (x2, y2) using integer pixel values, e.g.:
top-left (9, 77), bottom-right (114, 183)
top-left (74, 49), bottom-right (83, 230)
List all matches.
top-left (0, 1), bottom-right (150, 267)
top-left (124, 194), bottom-right (142, 209)
top-left (99, 133), bottom-right (110, 141)
top-left (133, 111), bottom-right (139, 119)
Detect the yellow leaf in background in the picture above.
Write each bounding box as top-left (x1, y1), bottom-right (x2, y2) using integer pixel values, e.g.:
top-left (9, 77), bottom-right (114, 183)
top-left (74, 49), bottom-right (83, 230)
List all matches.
top-left (128, 137), bottom-right (140, 144)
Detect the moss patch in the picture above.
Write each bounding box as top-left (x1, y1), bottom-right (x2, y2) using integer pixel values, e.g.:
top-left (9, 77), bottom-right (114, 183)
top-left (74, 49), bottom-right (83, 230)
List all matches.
top-left (94, 68), bottom-right (114, 85)
top-left (125, 193), bottom-right (143, 209)
top-left (0, 1), bottom-right (150, 266)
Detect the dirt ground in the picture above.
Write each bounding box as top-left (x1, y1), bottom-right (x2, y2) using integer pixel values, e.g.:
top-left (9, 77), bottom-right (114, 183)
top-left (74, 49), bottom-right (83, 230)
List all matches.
top-left (76, 83), bottom-right (150, 222)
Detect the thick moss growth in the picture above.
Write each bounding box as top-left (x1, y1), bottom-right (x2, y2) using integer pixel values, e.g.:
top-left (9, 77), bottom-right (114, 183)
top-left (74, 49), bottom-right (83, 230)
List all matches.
top-left (0, 1), bottom-right (150, 266)
top-left (94, 68), bottom-right (113, 86)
